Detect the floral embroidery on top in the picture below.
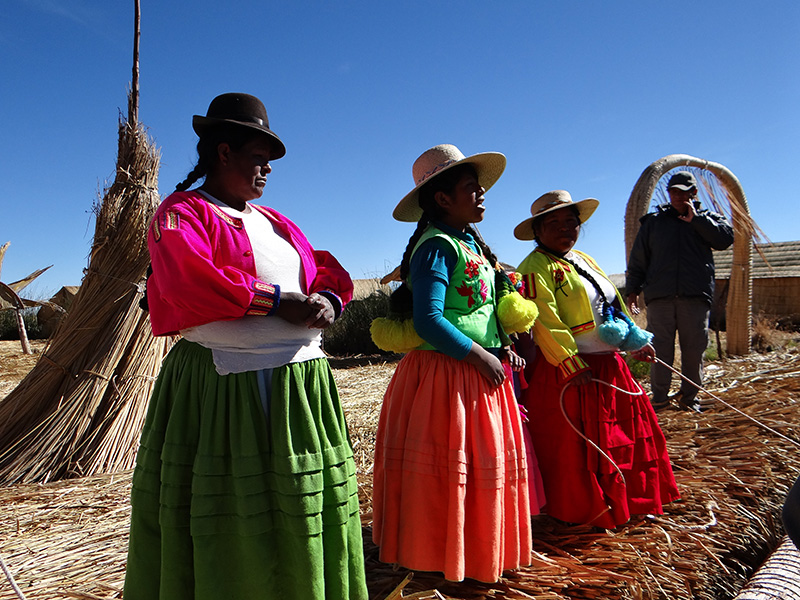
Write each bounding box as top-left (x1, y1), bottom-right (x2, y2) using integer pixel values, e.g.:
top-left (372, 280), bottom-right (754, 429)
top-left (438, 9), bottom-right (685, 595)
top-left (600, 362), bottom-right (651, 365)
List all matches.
top-left (478, 279), bottom-right (489, 302)
top-left (456, 266), bottom-right (489, 308)
top-left (553, 268), bottom-right (569, 297)
top-left (451, 238), bottom-right (492, 310)
top-left (457, 281), bottom-right (477, 307)
top-left (464, 260), bottom-right (480, 279)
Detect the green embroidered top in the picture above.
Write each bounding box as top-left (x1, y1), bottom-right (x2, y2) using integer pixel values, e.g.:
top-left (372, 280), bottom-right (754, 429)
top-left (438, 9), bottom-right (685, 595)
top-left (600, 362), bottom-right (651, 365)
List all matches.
top-left (410, 226), bottom-right (502, 351)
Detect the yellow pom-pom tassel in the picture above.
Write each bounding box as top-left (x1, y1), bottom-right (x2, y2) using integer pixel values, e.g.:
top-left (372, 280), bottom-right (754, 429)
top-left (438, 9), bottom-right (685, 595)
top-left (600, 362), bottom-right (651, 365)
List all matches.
top-left (498, 291), bottom-right (539, 334)
top-left (370, 317), bottom-right (424, 353)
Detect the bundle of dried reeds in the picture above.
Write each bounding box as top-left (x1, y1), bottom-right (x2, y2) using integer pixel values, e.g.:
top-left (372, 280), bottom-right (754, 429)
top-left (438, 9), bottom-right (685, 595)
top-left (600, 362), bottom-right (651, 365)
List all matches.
top-left (0, 99), bottom-right (172, 485)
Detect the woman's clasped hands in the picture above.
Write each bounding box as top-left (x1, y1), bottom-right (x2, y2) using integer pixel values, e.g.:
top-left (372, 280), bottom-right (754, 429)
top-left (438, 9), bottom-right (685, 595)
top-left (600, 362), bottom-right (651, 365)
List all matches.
top-left (275, 292), bottom-right (336, 329)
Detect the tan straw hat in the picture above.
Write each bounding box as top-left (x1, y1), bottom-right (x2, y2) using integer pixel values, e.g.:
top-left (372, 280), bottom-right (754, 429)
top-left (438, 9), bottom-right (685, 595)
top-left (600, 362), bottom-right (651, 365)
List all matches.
top-left (513, 190), bottom-right (599, 240)
top-left (393, 144), bottom-right (506, 222)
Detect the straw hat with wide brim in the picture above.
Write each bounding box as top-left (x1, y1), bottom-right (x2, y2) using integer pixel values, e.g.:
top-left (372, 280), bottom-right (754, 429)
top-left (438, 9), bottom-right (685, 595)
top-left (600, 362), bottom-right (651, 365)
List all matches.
top-left (513, 190), bottom-right (599, 240)
top-left (393, 144), bottom-right (506, 222)
top-left (192, 92), bottom-right (286, 159)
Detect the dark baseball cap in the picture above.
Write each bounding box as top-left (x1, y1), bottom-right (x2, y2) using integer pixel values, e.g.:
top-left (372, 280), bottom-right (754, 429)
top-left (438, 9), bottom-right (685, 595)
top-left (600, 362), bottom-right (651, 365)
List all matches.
top-left (667, 171), bottom-right (697, 191)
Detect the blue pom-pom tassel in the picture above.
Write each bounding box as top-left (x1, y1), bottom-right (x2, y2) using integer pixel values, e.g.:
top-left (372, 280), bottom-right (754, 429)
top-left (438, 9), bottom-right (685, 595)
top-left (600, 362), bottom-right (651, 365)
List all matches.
top-left (619, 324), bottom-right (654, 351)
top-left (597, 304), bottom-right (629, 346)
top-left (613, 308), bottom-right (653, 351)
top-left (596, 305), bottom-right (654, 351)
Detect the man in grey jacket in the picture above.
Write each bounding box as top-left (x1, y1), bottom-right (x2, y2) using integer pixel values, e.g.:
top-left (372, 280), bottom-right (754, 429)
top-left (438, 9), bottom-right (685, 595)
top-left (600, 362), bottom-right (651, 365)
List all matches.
top-left (625, 171), bottom-right (734, 411)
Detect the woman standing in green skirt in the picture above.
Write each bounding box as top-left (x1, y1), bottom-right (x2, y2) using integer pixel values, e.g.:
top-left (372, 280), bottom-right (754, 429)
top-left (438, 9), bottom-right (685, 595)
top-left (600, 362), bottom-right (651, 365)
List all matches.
top-left (124, 93), bottom-right (368, 600)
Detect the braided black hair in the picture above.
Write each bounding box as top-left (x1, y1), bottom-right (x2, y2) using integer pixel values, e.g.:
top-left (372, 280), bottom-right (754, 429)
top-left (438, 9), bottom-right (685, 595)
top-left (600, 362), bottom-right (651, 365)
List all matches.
top-left (398, 214), bottom-right (434, 281)
top-left (559, 254), bottom-right (613, 312)
top-left (466, 224), bottom-right (498, 269)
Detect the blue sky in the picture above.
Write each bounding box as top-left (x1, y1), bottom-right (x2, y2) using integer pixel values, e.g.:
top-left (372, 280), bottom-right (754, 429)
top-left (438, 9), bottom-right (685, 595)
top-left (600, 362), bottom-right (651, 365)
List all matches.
top-left (2, 1), bottom-right (798, 298)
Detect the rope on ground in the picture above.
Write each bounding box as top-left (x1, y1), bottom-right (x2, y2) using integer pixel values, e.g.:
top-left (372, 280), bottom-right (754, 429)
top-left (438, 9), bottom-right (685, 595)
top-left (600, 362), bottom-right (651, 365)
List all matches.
top-left (0, 551), bottom-right (29, 600)
top-left (559, 376), bottom-right (647, 491)
top-left (651, 356), bottom-right (800, 450)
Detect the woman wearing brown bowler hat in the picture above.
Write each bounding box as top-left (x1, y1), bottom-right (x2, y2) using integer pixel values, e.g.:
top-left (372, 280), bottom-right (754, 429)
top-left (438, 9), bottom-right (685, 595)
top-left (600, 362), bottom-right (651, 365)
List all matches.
top-left (124, 93), bottom-right (368, 600)
top-left (512, 191), bottom-right (679, 529)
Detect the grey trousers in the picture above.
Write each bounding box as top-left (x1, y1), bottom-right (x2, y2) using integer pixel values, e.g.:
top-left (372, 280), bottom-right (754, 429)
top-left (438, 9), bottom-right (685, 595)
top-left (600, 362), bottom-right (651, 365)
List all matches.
top-left (646, 297), bottom-right (710, 404)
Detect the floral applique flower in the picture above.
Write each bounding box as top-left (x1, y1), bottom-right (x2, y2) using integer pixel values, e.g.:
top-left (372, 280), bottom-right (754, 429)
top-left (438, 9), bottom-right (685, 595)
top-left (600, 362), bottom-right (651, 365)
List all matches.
top-left (478, 279), bottom-right (489, 302)
top-left (464, 260), bottom-right (480, 279)
top-left (553, 268), bottom-right (569, 297)
top-left (456, 281), bottom-right (476, 308)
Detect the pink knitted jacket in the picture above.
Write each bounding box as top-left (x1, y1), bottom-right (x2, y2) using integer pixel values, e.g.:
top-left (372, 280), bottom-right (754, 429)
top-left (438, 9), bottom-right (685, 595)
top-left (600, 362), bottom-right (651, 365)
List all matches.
top-left (146, 191), bottom-right (353, 336)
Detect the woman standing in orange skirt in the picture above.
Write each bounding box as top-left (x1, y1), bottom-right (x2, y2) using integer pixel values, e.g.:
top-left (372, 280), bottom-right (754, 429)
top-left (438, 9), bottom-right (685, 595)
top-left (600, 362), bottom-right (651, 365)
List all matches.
top-left (370, 144), bottom-right (541, 583)
top-left (513, 190), bottom-right (679, 529)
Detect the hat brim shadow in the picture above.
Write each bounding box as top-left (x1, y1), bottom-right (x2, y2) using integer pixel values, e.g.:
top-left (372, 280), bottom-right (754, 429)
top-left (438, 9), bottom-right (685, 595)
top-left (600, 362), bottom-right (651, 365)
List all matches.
top-left (513, 198), bottom-right (599, 241)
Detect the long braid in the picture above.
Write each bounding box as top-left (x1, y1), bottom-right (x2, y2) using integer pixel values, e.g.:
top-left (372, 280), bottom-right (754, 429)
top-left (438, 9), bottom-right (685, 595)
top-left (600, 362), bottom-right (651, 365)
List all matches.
top-left (465, 225), bottom-right (498, 269)
top-left (399, 214), bottom-right (432, 281)
top-left (551, 248), bottom-right (652, 350)
top-left (175, 163), bottom-right (207, 191)
top-left (559, 254), bottom-right (613, 311)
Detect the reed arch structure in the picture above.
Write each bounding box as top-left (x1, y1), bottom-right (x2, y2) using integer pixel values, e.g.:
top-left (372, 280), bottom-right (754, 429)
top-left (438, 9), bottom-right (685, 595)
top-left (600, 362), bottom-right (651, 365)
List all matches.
top-left (624, 154), bottom-right (753, 355)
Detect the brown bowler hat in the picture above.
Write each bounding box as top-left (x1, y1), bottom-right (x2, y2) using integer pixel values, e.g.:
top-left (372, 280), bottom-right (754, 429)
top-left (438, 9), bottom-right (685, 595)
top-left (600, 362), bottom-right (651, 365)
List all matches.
top-left (192, 92), bottom-right (286, 159)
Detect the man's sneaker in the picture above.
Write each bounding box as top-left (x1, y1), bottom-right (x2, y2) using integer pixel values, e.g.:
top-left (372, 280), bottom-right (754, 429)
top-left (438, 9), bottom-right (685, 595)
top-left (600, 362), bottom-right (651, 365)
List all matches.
top-left (678, 395), bottom-right (703, 413)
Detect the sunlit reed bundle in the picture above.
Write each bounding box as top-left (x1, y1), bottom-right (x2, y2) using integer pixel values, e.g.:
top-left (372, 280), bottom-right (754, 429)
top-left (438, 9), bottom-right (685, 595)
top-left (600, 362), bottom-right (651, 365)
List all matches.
top-left (0, 98), bottom-right (172, 485)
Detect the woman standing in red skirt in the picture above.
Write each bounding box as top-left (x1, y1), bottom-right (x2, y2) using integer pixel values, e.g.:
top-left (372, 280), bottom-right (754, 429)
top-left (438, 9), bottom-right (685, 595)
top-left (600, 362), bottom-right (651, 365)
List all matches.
top-left (371, 144), bottom-right (541, 583)
top-left (513, 190), bottom-right (679, 529)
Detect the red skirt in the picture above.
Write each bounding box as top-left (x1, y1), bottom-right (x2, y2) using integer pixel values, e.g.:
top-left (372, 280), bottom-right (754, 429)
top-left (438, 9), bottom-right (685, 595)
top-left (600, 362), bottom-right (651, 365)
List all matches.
top-left (522, 351), bottom-right (679, 529)
top-left (372, 350), bottom-right (534, 583)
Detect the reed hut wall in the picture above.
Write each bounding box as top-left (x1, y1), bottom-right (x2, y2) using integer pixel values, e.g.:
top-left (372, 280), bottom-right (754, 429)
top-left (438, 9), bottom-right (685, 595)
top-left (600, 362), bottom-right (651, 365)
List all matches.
top-left (714, 241), bottom-right (800, 320)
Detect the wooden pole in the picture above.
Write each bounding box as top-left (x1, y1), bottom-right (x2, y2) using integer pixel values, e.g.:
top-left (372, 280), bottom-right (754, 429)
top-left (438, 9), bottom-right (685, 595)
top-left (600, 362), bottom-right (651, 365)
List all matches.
top-left (129, 0), bottom-right (140, 127)
top-left (0, 282), bottom-right (32, 355)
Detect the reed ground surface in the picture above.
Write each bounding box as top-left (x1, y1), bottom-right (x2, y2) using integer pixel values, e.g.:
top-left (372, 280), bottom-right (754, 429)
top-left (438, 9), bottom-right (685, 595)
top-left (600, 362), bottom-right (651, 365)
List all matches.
top-left (1, 334), bottom-right (800, 599)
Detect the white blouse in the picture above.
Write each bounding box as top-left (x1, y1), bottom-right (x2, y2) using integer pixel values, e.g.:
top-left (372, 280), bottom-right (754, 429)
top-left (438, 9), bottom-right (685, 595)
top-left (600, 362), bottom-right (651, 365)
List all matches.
top-left (181, 193), bottom-right (325, 374)
top-left (566, 251), bottom-right (620, 355)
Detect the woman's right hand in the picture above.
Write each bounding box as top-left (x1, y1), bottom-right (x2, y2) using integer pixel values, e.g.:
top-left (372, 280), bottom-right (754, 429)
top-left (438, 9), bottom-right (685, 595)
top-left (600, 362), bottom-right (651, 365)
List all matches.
top-left (464, 343), bottom-right (506, 387)
top-left (274, 291), bottom-right (313, 325)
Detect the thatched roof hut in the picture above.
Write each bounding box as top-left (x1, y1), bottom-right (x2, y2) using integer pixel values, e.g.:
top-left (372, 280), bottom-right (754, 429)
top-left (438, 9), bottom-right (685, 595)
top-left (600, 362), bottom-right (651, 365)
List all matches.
top-left (714, 241), bottom-right (800, 319)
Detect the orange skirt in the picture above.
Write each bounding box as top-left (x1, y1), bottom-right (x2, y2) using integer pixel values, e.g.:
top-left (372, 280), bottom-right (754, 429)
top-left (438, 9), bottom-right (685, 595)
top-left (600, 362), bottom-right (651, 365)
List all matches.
top-left (372, 350), bottom-right (532, 583)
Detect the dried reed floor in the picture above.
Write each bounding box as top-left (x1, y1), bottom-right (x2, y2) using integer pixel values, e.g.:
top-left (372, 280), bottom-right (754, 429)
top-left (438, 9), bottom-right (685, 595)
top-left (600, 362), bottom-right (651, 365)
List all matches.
top-left (1, 342), bottom-right (799, 599)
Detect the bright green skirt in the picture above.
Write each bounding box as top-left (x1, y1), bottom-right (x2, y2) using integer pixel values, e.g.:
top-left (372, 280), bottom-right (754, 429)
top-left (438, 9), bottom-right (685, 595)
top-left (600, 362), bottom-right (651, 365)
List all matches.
top-left (124, 340), bottom-right (367, 600)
